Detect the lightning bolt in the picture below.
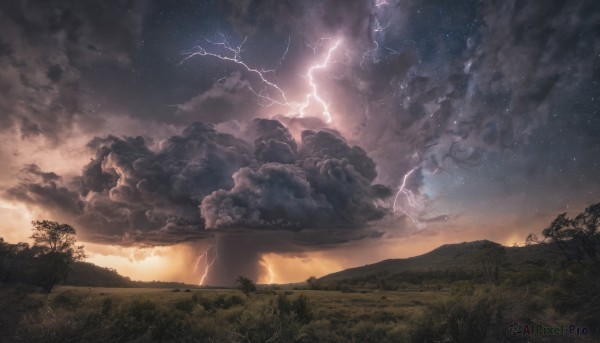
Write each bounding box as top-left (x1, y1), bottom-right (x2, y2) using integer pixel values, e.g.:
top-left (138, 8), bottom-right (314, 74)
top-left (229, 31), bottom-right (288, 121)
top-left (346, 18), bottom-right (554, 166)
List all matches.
top-left (181, 34), bottom-right (289, 107)
top-left (360, 1), bottom-right (390, 68)
top-left (374, 0), bottom-right (390, 7)
top-left (392, 166), bottom-right (419, 213)
top-left (298, 39), bottom-right (342, 123)
top-left (360, 40), bottom-right (379, 68)
top-left (194, 239), bottom-right (219, 286)
top-left (181, 34), bottom-right (342, 123)
top-left (193, 255), bottom-right (202, 273)
top-left (267, 263), bottom-right (276, 285)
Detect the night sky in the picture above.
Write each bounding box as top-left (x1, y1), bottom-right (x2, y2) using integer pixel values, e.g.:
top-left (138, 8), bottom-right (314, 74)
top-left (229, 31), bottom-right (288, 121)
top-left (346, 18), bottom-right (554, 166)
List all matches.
top-left (0, 0), bottom-right (599, 285)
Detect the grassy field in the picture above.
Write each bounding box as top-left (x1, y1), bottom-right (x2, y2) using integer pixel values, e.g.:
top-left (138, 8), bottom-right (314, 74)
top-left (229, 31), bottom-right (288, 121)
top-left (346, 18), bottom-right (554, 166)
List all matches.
top-left (2, 284), bottom-right (597, 342)
top-left (54, 285), bottom-right (446, 321)
top-left (50, 286), bottom-right (445, 329)
top-left (0, 285), bottom-right (449, 343)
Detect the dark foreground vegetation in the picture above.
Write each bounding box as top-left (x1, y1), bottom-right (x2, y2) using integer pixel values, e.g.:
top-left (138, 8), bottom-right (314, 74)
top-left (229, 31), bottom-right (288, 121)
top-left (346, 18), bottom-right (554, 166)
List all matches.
top-left (0, 202), bottom-right (598, 342)
top-left (0, 281), bottom-right (594, 343)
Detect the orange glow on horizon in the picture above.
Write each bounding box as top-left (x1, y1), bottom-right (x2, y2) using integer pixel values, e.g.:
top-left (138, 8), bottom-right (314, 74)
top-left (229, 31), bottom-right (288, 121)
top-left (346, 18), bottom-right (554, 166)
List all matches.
top-left (84, 243), bottom-right (201, 283)
top-left (62, 224), bottom-right (545, 285)
top-left (1, 196), bottom-right (551, 286)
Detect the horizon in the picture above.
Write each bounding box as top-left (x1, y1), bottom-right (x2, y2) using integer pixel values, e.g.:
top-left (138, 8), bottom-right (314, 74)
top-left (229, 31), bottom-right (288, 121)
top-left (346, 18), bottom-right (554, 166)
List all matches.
top-left (1, 0), bottom-right (599, 287)
top-left (0, 222), bottom-right (570, 285)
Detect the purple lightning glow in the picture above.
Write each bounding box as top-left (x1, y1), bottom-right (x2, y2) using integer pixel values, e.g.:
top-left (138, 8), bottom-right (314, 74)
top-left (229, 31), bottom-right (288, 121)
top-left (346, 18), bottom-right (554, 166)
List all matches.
top-left (181, 34), bottom-right (289, 107)
top-left (392, 166), bottom-right (419, 213)
top-left (181, 34), bottom-right (342, 123)
top-left (298, 39), bottom-right (342, 123)
top-left (374, 0), bottom-right (390, 7)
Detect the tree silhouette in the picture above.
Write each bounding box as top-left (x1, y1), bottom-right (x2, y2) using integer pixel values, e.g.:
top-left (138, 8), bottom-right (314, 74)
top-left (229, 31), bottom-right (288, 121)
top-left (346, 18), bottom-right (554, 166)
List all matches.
top-left (30, 220), bottom-right (85, 292)
top-left (527, 202), bottom-right (600, 332)
top-left (306, 276), bottom-right (321, 290)
top-left (475, 241), bottom-right (505, 283)
top-left (235, 275), bottom-right (256, 295)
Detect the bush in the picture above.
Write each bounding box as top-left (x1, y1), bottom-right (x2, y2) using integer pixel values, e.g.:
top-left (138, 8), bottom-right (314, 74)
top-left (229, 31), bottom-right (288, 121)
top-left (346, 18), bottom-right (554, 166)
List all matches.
top-left (297, 319), bottom-right (343, 342)
top-left (236, 276), bottom-right (256, 295)
top-left (411, 289), bottom-right (506, 343)
top-left (227, 298), bottom-right (301, 343)
top-left (13, 294), bottom-right (105, 343)
top-left (174, 299), bottom-right (195, 313)
top-left (350, 321), bottom-right (389, 343)
top-left (450, 280), bottom-right (475, 297)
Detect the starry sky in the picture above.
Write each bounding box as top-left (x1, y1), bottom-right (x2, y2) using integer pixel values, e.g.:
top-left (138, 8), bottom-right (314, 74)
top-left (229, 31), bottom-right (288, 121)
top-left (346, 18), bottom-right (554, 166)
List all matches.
top-left (0, 0), bottom-right (599, 285)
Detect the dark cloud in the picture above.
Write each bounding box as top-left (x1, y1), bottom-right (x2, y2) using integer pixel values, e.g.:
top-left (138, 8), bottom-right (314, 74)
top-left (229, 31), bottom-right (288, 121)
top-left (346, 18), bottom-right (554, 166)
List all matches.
top-left (2, 0), bottom-right (599, 285)
top-left (220, 0), bottom-right (372, 41)
top-left (6, 164), bottom-right (82, 216)
top-left (201, 124), bottom-right (387, 230)
top-left (201, 163), bottom-right (330, 229)
top-left (21, 164), bottom-right (61, 183)
top-left (299, 129), bottom-right (378, 181)
top-left (175, 72), bottom-right (260, 124)
top-left (0, 0), bottom-right (146, 141)
top-left (7, 121), bottom-right (388, 247)
top-left (248, 118), bottom-right (297, 164)
top-left (75, 123), bottom-right (252, 241)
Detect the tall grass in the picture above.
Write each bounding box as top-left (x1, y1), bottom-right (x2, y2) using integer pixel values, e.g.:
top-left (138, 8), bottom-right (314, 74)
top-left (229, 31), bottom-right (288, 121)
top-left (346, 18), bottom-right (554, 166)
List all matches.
top-left (5, 283), bottom-right (592, 342)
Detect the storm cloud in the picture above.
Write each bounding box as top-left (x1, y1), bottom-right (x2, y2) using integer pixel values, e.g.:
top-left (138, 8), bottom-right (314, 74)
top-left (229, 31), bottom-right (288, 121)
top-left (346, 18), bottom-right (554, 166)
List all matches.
top-left (6, 119), bottom-right (390, 246)
top-left (201, 125), bottom-right (388, 230)
top-left (2, 0), bottom-right (599, 285)
top-left (0, 0), bottom-right (147, 140)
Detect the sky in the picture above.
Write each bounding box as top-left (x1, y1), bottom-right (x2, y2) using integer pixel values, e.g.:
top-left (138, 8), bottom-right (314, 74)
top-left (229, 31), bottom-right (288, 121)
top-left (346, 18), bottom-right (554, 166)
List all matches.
top-left (0, 0), bottom-right (599, 286)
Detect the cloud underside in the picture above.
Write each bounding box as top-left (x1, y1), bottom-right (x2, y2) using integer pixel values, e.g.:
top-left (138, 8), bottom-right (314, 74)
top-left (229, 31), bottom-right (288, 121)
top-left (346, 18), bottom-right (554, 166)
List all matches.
top-left (6, 119), bottom-right (391, 245)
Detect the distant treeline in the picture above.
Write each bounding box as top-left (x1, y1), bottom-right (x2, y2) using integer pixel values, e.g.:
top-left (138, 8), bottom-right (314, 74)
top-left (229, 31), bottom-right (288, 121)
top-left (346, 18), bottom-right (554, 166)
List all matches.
top-left (308, 267), bottom-right (554, 293)
top-left (65, 261), bottom-right (199, 289)
top-left (1, 220), bottom-right (199, 292)
top-left (0, 221), bottom-right (86, 292)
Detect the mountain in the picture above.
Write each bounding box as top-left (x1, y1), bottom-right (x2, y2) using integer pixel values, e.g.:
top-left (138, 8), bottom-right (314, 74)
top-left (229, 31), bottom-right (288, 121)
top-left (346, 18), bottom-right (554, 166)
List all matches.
top-left (320, 240), bottom-right (558, 281)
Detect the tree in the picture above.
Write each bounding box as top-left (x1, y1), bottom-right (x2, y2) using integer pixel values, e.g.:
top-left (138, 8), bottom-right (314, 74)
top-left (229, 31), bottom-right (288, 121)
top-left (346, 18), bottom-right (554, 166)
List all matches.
top-left (0, 238), bottom-right (37, 284)
top-left (0, 237), bottom-right (11, 281)
top-left (475, 241), bottom-right (506, 283)
top-left (306, 276), bottom-right (320, 290)
top-left (527, 202), bottom-right (600, 332)
top-left (235, 275), bottom-right (256, 295)
top-left (30, 220), bottom-right (85, 292)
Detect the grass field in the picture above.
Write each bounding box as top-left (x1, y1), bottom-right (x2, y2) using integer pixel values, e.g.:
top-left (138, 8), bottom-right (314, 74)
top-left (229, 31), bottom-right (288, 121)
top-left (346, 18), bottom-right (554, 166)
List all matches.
top-left (1, 285), bottom-right (451, 342)
top-left (54, 285), bottom-right (446, 320)
top-left (2, 284), bottom-right (598, 342)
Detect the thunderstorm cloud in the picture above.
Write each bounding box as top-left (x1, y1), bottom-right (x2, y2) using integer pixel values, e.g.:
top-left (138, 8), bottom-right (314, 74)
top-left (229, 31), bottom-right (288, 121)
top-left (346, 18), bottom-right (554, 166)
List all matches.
top-left (1, 0), bottom-right (599, 284)
top-left (7, 119), bottom-right (390, 245)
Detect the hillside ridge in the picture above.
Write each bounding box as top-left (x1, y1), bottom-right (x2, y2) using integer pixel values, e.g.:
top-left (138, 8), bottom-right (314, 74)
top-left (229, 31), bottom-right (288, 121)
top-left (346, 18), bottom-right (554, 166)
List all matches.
top-left (320, 240), bottom-right (555, 281)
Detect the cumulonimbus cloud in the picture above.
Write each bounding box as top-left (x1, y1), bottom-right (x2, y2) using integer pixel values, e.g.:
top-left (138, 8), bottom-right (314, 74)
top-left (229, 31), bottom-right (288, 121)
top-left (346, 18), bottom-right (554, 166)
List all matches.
top-left (6, 119), bottom-right (391, 245)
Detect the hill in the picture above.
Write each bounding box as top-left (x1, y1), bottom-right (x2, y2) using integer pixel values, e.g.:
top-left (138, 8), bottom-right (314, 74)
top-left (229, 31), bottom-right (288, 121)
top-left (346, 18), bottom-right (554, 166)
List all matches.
top-left (63, 261), bottom-right (198, 289)
top-left (320, 240), bottom-right (558, 281)
top-left (64, 262), bottom-right (132, 287)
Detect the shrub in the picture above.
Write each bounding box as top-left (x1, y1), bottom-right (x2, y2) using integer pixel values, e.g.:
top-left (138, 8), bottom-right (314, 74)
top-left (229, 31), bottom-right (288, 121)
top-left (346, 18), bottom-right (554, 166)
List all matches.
top-left (411, 289), bottom-right (506, 343)
top-left (13, 300), bottom-right (103, 343)
top-left (297, 319), bottom-right (343, 342)
top-left (350, 321), bottom-right (389, 343)
top-left (174, 299), bottom-right (195, 313)
top-left (227, 298), bottom-right (301, 343)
